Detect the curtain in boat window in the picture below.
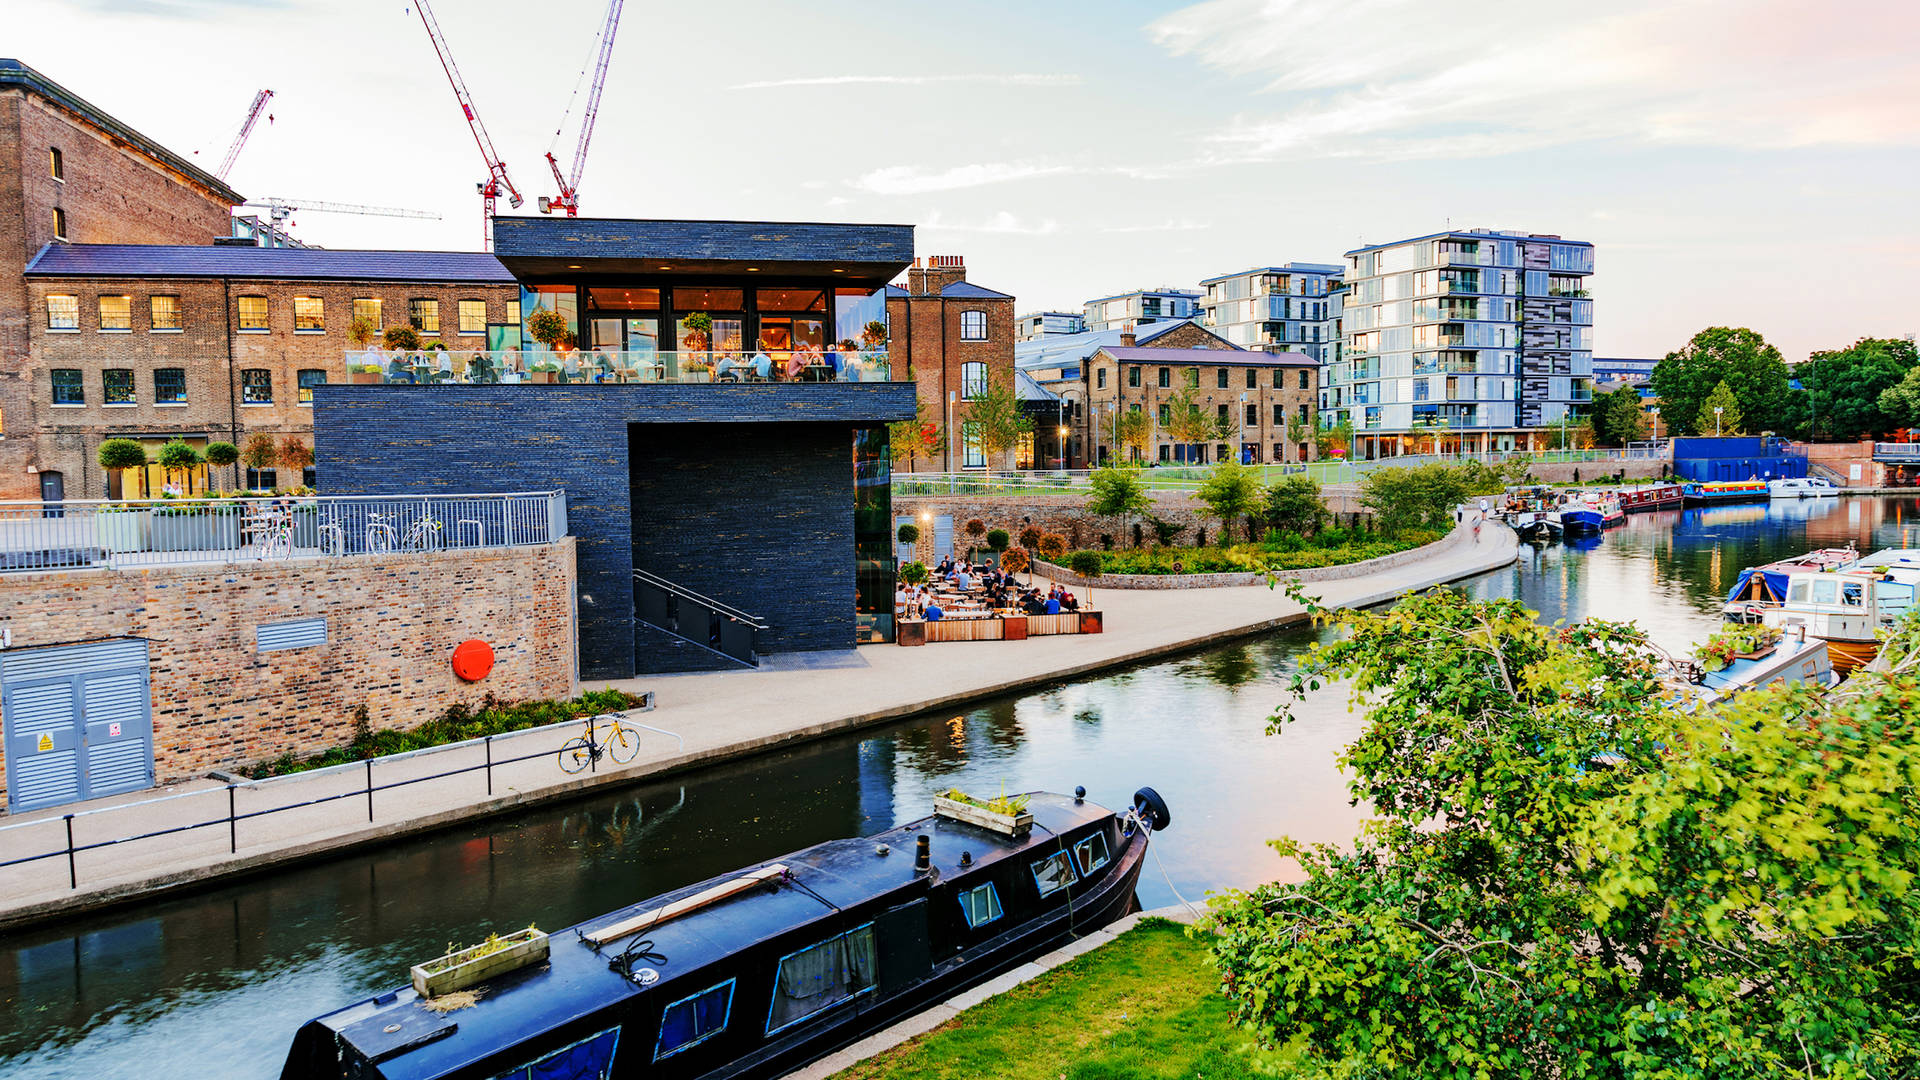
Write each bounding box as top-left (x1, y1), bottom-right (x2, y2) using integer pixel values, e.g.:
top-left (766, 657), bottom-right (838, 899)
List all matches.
top-left (494, 1025), bottom-right (620, 1080)
top-left (769, 925), bottom-right (877, 1032)
top-left (656, 980), bottom-right (733, 1060)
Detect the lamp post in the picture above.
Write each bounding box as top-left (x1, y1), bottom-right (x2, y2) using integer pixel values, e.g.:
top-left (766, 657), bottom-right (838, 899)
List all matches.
top-left (1714, 405), bottom-right (1724, 438)
top-left (1649, 405), bottom-right (1660, 442)
top-left (1056, 425), bottom-right (1067, 470)
top-left (1238, 391), bottom-right (1248, 465)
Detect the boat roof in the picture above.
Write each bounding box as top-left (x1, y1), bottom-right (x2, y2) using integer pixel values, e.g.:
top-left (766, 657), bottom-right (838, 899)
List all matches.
top-left (311, 792), bottom-right (1110, 1078)
top-left (1673, 636), bottom-right (1832, 705)
top-left (1856, 548), bottom-right (1920, 569)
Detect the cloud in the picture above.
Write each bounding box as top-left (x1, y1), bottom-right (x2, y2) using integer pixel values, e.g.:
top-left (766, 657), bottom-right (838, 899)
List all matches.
top-left (919, 211), bottom-right (1062, 236)
top-left (730, 73), bottom-right (1080, 91)
top-left (1148, 0), bottom-right (1920, 163)
top-left (855, 162), bottom-right (1080, 196)
top-left (1098, 219), bottom-right (1212, 234)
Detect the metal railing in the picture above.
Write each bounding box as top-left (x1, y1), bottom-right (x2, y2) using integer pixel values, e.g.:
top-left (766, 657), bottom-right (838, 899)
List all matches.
top-left (0, 490), bottom-right (567, 571)
top-left (342, 347), bottom-right (896, 386)
top-left (632, 569), bottom-right (766, 667)
top-left (0, 702), bottom-right (672, 895)
top-left (1873, 443), bottom-right (1920, 461)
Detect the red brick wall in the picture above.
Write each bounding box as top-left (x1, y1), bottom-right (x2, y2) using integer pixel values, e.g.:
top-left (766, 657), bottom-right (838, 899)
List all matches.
top-left (0, 539), bottom-right (577, 800)
top-left (888, 291), bottom-right (1017, 471)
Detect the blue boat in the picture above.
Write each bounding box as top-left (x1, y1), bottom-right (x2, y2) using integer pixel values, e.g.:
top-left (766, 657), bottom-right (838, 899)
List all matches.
top-left (1557, 496), bottom-right (1604, 534)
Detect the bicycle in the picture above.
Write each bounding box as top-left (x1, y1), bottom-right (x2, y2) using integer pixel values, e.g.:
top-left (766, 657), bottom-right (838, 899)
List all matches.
top-left (317, 516), bottom-right (347, 557)
top-left (402, 513), bottom-right (443, 552)
top-left (244, 506), bottom-right (294, 560)
top-left (558, 713), bottom-right (642, 774)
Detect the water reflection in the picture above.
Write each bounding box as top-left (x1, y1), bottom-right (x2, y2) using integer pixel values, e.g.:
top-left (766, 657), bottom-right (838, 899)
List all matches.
top-left (1, 497), bottom-right (1915, 1080)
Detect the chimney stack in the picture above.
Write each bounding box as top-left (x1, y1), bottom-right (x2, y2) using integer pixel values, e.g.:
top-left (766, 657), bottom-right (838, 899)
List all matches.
top-left (908, 254), bottom-right (967, 295)
top-left (1119, 320), bottom-right (1136, 348)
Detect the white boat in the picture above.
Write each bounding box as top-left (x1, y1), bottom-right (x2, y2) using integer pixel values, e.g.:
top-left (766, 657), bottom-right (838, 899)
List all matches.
top-left (1761, 564), bottom-right (1915, 672)
top-left (1668, 631), bottom-right (1838, 709)
top-left (1767, 476), bottom-right (1839, 499)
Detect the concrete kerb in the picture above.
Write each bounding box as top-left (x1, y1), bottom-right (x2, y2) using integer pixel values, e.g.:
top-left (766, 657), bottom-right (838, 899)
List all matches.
top-left (778, 904), bottom-right (1201, 1080)
top-left (0, 522), bottom-right (1519, 933)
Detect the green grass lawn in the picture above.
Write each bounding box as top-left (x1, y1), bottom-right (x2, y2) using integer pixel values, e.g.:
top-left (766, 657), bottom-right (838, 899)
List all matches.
top-left (832, 918), bottom-right (1294, 1080)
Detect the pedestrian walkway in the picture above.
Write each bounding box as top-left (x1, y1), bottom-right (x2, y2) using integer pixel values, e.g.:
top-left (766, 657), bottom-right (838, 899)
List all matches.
top-left (0, 522), bottom-right (1517, 930)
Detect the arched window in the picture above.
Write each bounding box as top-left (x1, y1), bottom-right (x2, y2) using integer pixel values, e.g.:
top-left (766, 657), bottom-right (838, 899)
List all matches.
top-left (960, 310), bottom-right (987, 340)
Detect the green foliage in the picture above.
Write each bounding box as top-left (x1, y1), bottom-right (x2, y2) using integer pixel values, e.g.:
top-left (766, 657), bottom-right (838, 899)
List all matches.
top-left (1315, 418), bottom-right (1354, 459)
top-left (1161, 385), bottom-right (1213, 447)
top-left (1115, 407), bottom-right (1153, 462)
top-left (1017, 526), bottom-right (1042, 550)
top-left (896, 522), bottom-right (919, 545)
top-left (1651, 326), bottom-right (1791, 435)
top-left (680, 310), bottom-right (713, 335)
top-left (1067, 550), bottom-right (1103, 579)
top-left (204, 441), bottom-right (239, 468)
top-left (242, 688), bottom-right (647, 778)
top-left (898, 561), bottom-right (928, 586)
top-left (888, 397), bottom-right (946, 469)
top-left (523, 308), bottom-right (567, 349)
top-left (1877, 364), bottom-right (1920, 431)
top-left (1262, 475), bottom-right (1327, 536)
top-left (1700, 378), bottom-right (1745, 435)
top-left (1148, 516), bottom-right (1186, 546)
top-left (964, 374), bottom-right (1033, 463)
top-left (985, 528), bottom-right (1010, 551)
top-left (1070, 528), bottom-right (1434, 575)
top-left (347, 314), bottom-right (378, 347)
top-left (97, 438), bottom-right (148, 472)
top-left (1196, 458), bottom-right (1261, 543)
top-left (1804, 337), bottom-right (1916, 440)
top-left (382, 324), bottom-right (422, 351)
top-left (1358, 461), bottom-right (1506, 537)
top-left (1205, 590), bottom-right (1920, 1078)
top-left (1086, 466), bottom-right (1151, 528)
top-left (1590, 385), bottom-right (1649, 446)
top-left (157, 439), bottom-right (202, 473)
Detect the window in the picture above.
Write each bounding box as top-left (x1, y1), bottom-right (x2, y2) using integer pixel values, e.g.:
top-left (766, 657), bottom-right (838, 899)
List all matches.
top-left (1074, 832), bottom-right (1110, 875)
top-left (1811, 579), bottom-right (1839, 605)
top-left (1299, 403), bottom-right (1311, 422)
top-left (409, 298), bottom-right (439, 332)
top-left (293, 296), bottom-right (324, 333)
top-left (1273, 404), bottom-right (1284, 424)
top-left (1216, 404), bottom-right (1229, 423)
top-left (98, 295), bottom-right (131, 332)
top-left (298, 369), bottom-right (327, 406)
top-left (1299, 370), bottom-right (1311, 390)
top-left (1789, 580), bottom-right (1810, 604)
top-left (1185, 368), bottom-right (1199, 388)
top-left (1274, 443), bottom-right (1285, 460)
top-left (1157, 403), bottom-right (1171, 425)
top-left (1032, 851), bottom-right (1078, 898)
top-left (767, 924), bottom-right (877, 1034)
top-left (103, 369), bottom-right (134, 405)
top-left (1158, 444), bottom-right (1171, 462)
top-left (46, 294), bottom-right (79, 331)
top-left (1245, 368), bottom-right (1256, 388)
top-left (237, 295), bottom-right (269, 331)
top-left (961, 362), bottom-right (988, 399)
top-left (960, 882), bottom-right (1003, 929)
top-left (352, 298), bottom-right (382, 327)
top-left (154, 368), bottom-right (186, 404)
top-left (246, 467), bottom-right (277, 490)
top-left (962, 422), bottom-right (985, 469)
top-left (458, 299), bottom-right (487, 335)
top-left (49, 147), bottom-right (63, 181)
top-left (656, 979), bottom-right (734, 1060)
top-left (51, 369), bottom-right (83, 405)
top-left (505, 299), bottom-right (521, 328)
top-left (1244, 404), bottom-right (1257, 425)
top-left (495, 1027), bottom-right (623, 1080)
top-left (1096, 367), bottom-right (1106, 390)
top-left (52, 207), bottom-right (67, 241)
top-left (1158, 367), bottom-right (1170, 388)
top-left (241, 368), bottom-right (272, 404)
top-left (960, 310), bottom-right (987, 341)
top-left (1127, 366), bottom-right (1141, 388)
top-left (150, 295), bottom-right (181, 331)
top-left (1215, 368), bottom-right (1228, 389)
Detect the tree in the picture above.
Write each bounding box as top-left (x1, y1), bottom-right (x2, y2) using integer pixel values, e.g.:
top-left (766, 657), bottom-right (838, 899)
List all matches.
top-left (1881, 364), bottom-right (1920, 430)
top-left (1196, 458), bottom-right (1260, 544)
top-left (1036, 532), bottom-right (1069, 564)
top-left (1067, 550), bottom-right (1102, 603)
top-left (1589, 386), bottom-right (1648, 446)
top-left (1017, 526), bottom-right (1042, 551)
top-left (1804, 337), bottom-right (1917, 440)
top-left (1162, 385), bottom-right (1213, 459)
top-left (383, 324), bottom-right (422, 351)
top-left (1115, 408), bottom-right (1153, 464)
top-left (1262, 475), bottom-right (1326, 536)
top-left (896, 523), bottom-right (919, 547)
top-left (889, 396), bottom-right (946, 470)
top-left (999, 546), bottom-right (1030, 583)
top-left (97, 438), bottom-right (149, 499)
top-left (1358, 462), bottom-right (1475, 537)
top-left (240, 433), bottom-right (278, 489)
top-left (963, 375), bottom-right (1032, 470)
top-left (1206, 592), bottom-right (1920, 1078)
top-left (156, 439), bottom-right (202, 494)
top-left (1650, 327), bottom-right (1790, 435)
top-left (1314, 418), bottom-right (1354, 459)
top-left (898, 561), bottom-right (928, 587)
top-left (204, 441), bottom-right (239, 490)
top-left (278, 437), bottom-right (314, 486)
top-left (1085, 467), bottom-right (1150, 545)
top-left (1284, 411), bottom-right (1315, 460)
top-left (1699, 378), bottom-right (1744, 435)
top-left (985, 528), bottom-right (1009, 553)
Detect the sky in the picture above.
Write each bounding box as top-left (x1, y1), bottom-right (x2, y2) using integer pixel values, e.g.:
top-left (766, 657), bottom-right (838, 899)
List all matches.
top-left (12, 0), bottom-right (1920, 362)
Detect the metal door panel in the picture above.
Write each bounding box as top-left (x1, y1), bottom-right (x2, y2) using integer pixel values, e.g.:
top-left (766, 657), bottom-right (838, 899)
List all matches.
top-left (10, 748), bottom-right (81, 808)
top-left (3, 640), bottom-right (152, 812)
top-left (4, 681), bottom-right (77, 738)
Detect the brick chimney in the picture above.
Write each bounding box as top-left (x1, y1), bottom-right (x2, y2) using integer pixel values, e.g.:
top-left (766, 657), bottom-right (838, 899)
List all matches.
top-left (908, 254), bottom-right (967, 295)
top-left (1118, 320), bottom-right (1136, 348)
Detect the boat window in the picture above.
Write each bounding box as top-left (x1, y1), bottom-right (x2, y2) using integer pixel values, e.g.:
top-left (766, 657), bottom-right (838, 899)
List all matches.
top-left (1073, 832), bottom-right (1110, 876)
top-left (656, 979), bottom-right (735, 1061)
top-left (767, 924), bottom-right (877, 1035)
top-left (493, 1025), bottom-right (621, 1080)
top-left (1032, 850), bottom-right (1078, 898)
top-left (1789, 581), bottom-right (1810, 603)
top-left (1842, 582), bottom-right (1864, 607)
top-left (1811, 580), bottom-right (1840, 605)
top-left (959, 882), bottom-right (1004, 929)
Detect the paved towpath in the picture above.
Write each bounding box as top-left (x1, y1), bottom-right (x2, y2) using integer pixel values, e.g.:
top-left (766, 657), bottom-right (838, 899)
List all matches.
top-left (0, 523), bottom-right (1515, 930)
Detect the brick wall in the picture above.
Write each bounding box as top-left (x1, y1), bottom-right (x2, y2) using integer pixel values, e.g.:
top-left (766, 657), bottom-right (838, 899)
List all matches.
top-left (1085, 345), bottom-right (1320, 466)
top-left (887, 258), bottom-right (1018, 472)
top-left (0, 539), bottom-right (576, 801)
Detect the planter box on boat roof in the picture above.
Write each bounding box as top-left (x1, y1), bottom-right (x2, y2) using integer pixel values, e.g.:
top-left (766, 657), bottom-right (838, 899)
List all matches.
top-left (411, 927), bottom-right (548, 999)
top-left (934, 789), bottom-right (1033, 838)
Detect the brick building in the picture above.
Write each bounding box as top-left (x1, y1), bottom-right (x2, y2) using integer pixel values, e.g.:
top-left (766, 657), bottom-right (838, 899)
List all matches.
top-left (22, 245), bottom-right (516, 497)
top-left (886, 255), bottom-right (1017, 471)
top-left (0, 58), bottom-right (243, 499)
top-left (1081, 325), bottom-right (1321, 465)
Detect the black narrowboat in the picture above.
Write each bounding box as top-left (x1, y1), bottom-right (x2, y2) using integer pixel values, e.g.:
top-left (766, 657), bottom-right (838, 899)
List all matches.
top-left (281, 787), bottom-right (1170, 1080)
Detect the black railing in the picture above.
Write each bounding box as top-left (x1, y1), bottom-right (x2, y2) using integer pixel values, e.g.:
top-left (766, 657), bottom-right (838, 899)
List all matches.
top-left (633, 569), bottom-right (766, 667)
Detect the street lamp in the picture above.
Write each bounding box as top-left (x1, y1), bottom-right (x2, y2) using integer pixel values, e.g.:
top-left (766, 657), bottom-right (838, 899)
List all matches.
top-left (1056, 425), bottom-right (1067, 469)
top-left (1649, 405), bottom-right (1660, 442)
top-left (1714, 405), bottom-right (1724, 437)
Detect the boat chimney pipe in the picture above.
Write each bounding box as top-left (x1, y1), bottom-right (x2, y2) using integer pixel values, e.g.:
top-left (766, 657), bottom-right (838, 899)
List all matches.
top-left (914, 834), bottom-right (931, 873)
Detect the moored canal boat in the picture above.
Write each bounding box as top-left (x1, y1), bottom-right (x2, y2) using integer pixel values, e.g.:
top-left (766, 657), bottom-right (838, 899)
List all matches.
top-left (1619, 483), bottom-right (1684, 513)
top-left (1760, 566), bottom-right (1915, 672)
top-left (1766, 476), bottom-right (1839, 499)
top-left (1682, 479), bottom-right (1770, 506)
top-left (1721, 546), bottom-right (1859, 623)
top-left (281, 787), bottom-right (1169, 1080)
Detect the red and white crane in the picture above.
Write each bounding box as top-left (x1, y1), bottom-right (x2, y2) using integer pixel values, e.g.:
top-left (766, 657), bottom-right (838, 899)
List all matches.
top-left (541, 0), bottom-right (624, 217)
top-left (412, 0), bottom-right (522, 249)
top-left (215, 89), bottom-right (273, 181)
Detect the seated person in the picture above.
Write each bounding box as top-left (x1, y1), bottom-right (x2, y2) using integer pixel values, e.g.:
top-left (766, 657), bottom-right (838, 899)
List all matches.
top-left (952, 570), bottom-right (972, 591)
top-left (1061, 591), bottom-right (1079, 611)
top-left (783, 350), bottom-right (808, 380)
top-left (716, 354), bottom-right (746, 381)
top-left (924, 600), bottom-right (944, 622)
top-left (1045, 593), bottom-right (1062, 615)
top-left (936, 556), bottom-right (954, 576)
top-left (1023, 592), bottom-right (1048, 615)
top-left (385, 356), bottom-right (416, 383)
top-left (751, 341), bottom-right (774, 380)
top-left (434, 352), bottom-right (455, 381)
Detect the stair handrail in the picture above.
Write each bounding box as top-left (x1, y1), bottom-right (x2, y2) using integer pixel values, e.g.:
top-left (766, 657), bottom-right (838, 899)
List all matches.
top-left (632, 568), bottom-right (769, 630)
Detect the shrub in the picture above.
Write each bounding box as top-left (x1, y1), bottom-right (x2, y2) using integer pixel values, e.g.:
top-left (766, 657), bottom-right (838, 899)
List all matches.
top-left (1263, 475), bottom-right (1327, 535)
top-left (347, 314), bottom-right (377, 347)
top-left (157, 439), bottom-right (202, 474)
top-left (383, 325), bottom-right (422, 351)
top-left (1000, 547), bottom-right (1030, 576)
top-left (1068, 550), bottom-right (1103, 580)
top-left (1037, 532), bottom-right (1069, 562)
top-left (97, 438), bottom-right (148, 472)
top-left (525, 308), bottom-right (567, 350)
top-left (1359, 463), bottom-right (1486, 537)
top-left (1197, 458), bottom-right (1261, 543)
top-left (965, 518), bottom-right (987, 538)
top-left (899, 561), bottom-right (929, 586)
top-left (1149, 517), bottom-right (1186, 546)
top-left (1018, 526), bottom-right (1043, 550)
top-left (986, 528), bottom-right (1010, 551)
top-left (205, 441), bottom-right (239, 469)
top-left (897, 522), bottom-right (920, 545)
top-left (277, 436), bottom-right (313, 473)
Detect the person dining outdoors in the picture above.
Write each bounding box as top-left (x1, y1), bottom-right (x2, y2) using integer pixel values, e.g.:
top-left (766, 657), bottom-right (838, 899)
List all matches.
top-left (715, 353), bottom-right (746, 381)
top-left (385, 355), bottom-right (416, 383)
top-left (924, 599), bottom-right (944, 622)
top-left (782, 349), bottom-right (809, 380)
top-left (432, 352), bottom-right (456, 382)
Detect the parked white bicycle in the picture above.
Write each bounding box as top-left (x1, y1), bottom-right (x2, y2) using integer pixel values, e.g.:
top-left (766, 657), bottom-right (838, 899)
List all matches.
top-left (364, 510), bottom-right (443, 555)
top-left (244, 506), bottom-right (294, 560)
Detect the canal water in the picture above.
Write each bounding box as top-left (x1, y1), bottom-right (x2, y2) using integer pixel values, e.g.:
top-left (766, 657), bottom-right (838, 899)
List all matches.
top-left (3, 496), bottom-right (1917, 1079)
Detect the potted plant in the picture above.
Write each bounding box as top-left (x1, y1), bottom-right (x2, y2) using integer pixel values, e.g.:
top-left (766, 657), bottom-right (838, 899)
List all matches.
top-left (680, 358), bottom-right (713, 383)
top-left (351, 363), bottom-right (383, 384)
top-left (1018, 525), bottom-right (1042, 551)
top-left (899, 560), bottom-right (928, 587)
top-left (963, 517), bottom-right (987, 560)
top-left (1037, 532), bottom-right (1069, 566)
top-left (984, 528), bottom-right (1010, 567)
top-left (861, 319), bottom-right (888, 349)
top-left (205, 440), bottom-right (240, 491)
top-left (97, 437), bottom-right (150, 501)
top-left (410, 926), bottom-right (549, 999)
top-left (934, 787), bottom-right (1032, 837)
top-left (528, 361), bottom-right (561, 384)
top-left (1069, 550), bottom-right (1104, 604)
top-left (1000, 545), bottom-right (1031, 584)
top-left (527, 307), bottom-right (569, 358)
top-left (383, 325), bottom-right (422, 352)
top-left (347, 315), bottom-right (377, 350)
top-left (680, 311), bottom-right (713, 354)
top-left (157, 439), bottom-right (203, 497)
top-left (897, 522), bottom-right (920, 546)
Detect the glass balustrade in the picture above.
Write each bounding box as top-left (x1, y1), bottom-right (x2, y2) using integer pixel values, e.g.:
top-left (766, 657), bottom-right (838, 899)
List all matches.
top-left (339, 347), bottom-right (894, 386)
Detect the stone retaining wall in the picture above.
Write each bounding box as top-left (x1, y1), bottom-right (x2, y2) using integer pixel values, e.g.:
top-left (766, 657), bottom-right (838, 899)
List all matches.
top-left (1032, 522), bottom-right (1472, 590)
top-left (892, 492), bottom-right (1371, 562)
top-left (0, 540), bottom-right (577, 801)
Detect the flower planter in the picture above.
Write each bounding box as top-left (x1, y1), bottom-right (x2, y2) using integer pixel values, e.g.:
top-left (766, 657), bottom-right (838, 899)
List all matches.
top-left (95, 512), bottom-right (147, 554)
top-left (682, 370), bottom-right (712, 384)
top-left (349, 371), bottom-right (382, 385)
top-left (529, 370), bottom-right (558, 384)
top-left (151, 511), bottom-right (241, 553)
top-left (410, 928), bottom-right (549, 999)
top-left (933, 793), bottom-right (1032, 838)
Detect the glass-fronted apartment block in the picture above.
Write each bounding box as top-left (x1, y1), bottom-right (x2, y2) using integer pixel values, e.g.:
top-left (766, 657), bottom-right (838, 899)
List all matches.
top-left (1016, 310), bottom-right (1086, 341)
top-left (1326, 229), bottom-right (1593, 456)
top-left (1082, 287), bottom-right (1201, 332)
top-left (1199, 263), bottom-right (1344, 364)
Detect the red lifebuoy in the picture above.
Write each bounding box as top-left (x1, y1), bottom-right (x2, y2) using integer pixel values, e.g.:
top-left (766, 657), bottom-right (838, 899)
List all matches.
top-left (451, 639), bottom-right (494, 682)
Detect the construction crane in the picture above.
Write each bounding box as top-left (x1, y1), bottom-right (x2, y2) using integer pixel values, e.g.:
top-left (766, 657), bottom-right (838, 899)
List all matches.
top-left (215, 89), bottom-right (274, 181)
top-left (541, 0), bottom-right (624, 216)
top-left (412, 0), bottom-right (522, 249)
top-left (245, 198), bottom-right (441, 224)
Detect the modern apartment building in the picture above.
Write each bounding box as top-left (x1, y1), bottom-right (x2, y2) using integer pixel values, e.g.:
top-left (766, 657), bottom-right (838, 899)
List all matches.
top-left (1015, 310), bottom-right (1084, 341)
top-left (1082, 287), bottom-right (1200, 332)
top-left (1329, 229), bottom-right (1593, 457)
top-left (1199, 263), bottom-right (1344, 364)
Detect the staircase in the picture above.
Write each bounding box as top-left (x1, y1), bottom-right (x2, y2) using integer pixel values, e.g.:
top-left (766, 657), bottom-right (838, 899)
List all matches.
top-left (1809, 461), bottom-right (1850, 486)
top-left (632, 569), bottom-right (766, 672)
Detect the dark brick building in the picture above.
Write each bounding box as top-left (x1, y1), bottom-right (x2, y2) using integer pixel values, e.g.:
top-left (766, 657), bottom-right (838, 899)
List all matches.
top-left (886, 255), bottom-right (1017, 471)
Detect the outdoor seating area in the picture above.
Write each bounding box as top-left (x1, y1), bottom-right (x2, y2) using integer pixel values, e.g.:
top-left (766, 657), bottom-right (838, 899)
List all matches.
top-left (896, 555), bottom-right (1102, 646)
top-left (344, 347), bottom-right (892, 386)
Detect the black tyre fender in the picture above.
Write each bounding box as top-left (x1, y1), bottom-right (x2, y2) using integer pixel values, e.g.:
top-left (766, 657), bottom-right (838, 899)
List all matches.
top-left (1133, 786), bottom-right (1171, 832)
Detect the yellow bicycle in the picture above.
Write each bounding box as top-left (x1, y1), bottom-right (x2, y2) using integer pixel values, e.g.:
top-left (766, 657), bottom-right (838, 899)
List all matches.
top-left (558, 714), bottom-right (641, 774)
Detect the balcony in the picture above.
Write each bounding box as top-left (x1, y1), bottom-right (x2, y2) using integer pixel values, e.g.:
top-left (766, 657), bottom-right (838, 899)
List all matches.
top-left (340, 347), bottom-right (895, 386)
